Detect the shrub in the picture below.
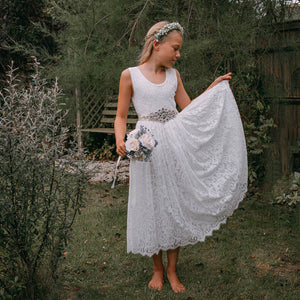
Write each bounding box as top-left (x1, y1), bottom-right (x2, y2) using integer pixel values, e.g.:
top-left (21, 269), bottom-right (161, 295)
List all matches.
top-left (0, 59), bottom-right (90, 299)
top-left (271, 172), bottom-right (300, 207)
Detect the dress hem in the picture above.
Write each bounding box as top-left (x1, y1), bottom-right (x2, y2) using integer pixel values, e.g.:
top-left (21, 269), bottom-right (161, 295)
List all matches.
top-left (127, 188), bottom-right (247, 257)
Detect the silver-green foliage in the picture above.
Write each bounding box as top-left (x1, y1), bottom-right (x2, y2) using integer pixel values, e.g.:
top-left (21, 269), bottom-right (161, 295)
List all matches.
top-left (0, 59), bottom-right (90, 299)
top-left (272, 172), bottom-right (300, 207)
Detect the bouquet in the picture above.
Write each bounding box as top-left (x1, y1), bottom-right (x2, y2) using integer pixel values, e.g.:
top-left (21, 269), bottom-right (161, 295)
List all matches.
top-left (125, 125), bottom-right (158, 162)
top-left (111, 125), bottom-right (158, 188)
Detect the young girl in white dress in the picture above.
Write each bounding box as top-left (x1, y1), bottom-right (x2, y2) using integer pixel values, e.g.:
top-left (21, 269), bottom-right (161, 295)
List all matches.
top-left (114, 21), bottom-right (247, 293)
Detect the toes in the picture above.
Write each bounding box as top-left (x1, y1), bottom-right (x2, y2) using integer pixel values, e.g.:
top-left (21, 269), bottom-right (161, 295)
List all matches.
top-left (175, 285), bottom-right (185, 293)
top-left (174, 287), bottom-right (185, 293)
top-left (148, 284), bottom-right (162, 291)
top-left (148, 280), bottom-right (163, 291)
top-left (148, 271), bottom-right (164, 291)
top-left (167, 276), bottom-right (185, 293)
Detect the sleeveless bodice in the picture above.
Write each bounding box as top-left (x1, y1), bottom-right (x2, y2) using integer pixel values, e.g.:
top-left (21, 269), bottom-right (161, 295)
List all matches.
top-left (128, 67), bottom-right (178, 115)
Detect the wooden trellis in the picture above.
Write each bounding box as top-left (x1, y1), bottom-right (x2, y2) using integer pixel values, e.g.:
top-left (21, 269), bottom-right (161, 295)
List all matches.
top-left (76, 83), bottom-right (138, 149)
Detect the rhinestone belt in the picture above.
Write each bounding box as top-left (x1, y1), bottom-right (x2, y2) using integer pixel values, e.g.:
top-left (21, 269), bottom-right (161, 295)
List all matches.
top-left (138, 108), bottom-right (178, 123)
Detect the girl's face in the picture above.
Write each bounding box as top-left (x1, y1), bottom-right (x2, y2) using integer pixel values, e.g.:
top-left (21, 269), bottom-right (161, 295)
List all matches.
top-left (156, 31), bottom-right (183, 68)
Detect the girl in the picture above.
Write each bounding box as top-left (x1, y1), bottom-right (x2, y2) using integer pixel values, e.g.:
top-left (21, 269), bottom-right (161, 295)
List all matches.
top-left (114, 21), bottom-right (247, 293)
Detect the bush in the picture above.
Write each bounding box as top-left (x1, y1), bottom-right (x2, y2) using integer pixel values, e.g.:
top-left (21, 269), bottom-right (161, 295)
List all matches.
top-left (271, 172), bottom-right (300, 207)
top-left (0, 59), bottom-right (90, 299)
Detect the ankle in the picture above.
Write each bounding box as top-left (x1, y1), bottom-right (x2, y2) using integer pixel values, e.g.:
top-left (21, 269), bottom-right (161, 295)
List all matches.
top-left (153, 265), bottom-right (164, 272)
top-left (166, 265), bottom-right (176, 274)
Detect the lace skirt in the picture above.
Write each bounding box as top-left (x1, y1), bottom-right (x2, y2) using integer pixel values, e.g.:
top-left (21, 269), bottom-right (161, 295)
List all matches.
top-left (127, 81), bottom-right (248, 257)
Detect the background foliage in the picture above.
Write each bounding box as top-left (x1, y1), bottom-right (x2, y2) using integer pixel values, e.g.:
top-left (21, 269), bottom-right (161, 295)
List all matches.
top-left (0, 60), bottom-right (90, 299)
top-left (45, 0), bottom-right (294, 185)
top-left (0, 0), bottom-right (60, 84)
top-left (0, 1), bottom-right (298, 298)
top-left (0, 1), bottom-right (296, 180)
top-left (1, 0), bottom-right (295, 184)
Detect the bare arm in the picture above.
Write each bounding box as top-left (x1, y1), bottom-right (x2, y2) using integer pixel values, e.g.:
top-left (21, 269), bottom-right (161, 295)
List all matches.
top-left (175, 70), bottom-right (232, 110)
top-left (114, 69), bottom-right (132, 157)
top-left (174, 70), bottom-right (191, 110)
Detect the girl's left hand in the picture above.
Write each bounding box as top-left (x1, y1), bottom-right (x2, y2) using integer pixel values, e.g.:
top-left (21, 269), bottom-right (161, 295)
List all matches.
top-left (214, 72), bottom-right (232, 85)
top-left (205, 72), bottom-right (232, 93)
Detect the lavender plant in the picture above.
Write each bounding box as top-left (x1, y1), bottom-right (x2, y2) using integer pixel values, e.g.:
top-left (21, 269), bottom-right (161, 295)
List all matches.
top-left (0, 59), bottom-right (90, 299)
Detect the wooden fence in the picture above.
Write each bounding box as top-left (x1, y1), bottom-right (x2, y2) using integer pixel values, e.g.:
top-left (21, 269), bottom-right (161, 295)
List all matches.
top-left (257, 20), bottom-right (300, 176)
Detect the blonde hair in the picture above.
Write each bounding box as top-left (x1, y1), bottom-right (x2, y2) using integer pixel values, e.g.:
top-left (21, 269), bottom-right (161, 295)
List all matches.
top-left (139, 21), bottom-right (183, 65)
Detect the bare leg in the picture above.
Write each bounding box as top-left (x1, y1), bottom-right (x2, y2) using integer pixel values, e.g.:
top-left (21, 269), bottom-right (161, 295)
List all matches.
top-left (148, 250), bottom-right (164, 291)
top-left (166, 247), bottom-right (185, 293)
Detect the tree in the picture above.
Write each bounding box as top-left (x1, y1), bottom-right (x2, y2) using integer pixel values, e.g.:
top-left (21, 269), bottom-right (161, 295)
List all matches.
top-left (0, 0), bottom-right (60, 84)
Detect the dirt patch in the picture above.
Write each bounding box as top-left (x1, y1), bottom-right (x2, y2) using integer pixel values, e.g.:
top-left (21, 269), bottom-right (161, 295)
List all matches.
top-left (253, 248), bottom-right (300, 283)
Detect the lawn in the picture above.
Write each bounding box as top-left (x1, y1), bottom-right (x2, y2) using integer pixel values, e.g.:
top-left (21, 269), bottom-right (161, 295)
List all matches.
top-left (50, 183), bottom-right (300, 300)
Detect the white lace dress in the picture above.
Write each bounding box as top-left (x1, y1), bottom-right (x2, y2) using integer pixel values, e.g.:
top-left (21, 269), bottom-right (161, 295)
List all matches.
top-left (127, 66), bottom-right (248, 257)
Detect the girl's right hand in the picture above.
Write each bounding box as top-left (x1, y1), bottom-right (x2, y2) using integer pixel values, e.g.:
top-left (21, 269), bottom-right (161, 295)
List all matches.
top-left (116, 140), bottom-right (127, 157)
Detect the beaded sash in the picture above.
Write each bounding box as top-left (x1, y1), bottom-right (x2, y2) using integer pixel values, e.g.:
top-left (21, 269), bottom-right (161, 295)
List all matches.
top-left (138, 108), bottom-right (178, 123)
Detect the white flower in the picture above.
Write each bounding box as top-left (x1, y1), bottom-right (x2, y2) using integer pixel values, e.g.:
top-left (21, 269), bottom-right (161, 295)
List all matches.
top-left (138, 134), bottom-right (156, 150)
top-left (125, 138), bottom-right (140, 152)
top-left (127, 129), bottom-right (139, 139)
top-left (154, 22), bottom-right (184, 41)
top-left (125, 126), bottom-right (158, 162)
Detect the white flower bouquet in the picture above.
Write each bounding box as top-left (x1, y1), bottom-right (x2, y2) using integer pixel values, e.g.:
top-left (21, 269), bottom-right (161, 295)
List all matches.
top-left (125, 125), bottom-right (158, 162)
top-left (111, 125), bottom-right (158, 188)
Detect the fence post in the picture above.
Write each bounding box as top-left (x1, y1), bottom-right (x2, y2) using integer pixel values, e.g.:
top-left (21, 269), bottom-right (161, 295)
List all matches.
top-left (75, 83), bottom-right (83, 153)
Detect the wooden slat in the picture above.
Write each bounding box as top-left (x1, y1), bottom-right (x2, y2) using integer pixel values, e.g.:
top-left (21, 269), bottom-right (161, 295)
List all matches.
top-left (105, 102), bottom-right (119, 108)
top-left (102, 110), bottom-right (137, 116)
top-left (81, 127), bottom-right (133, 134)
top-left (101, 117), bottom-right (137, 124)
top-left (126, 118), bottom-right (137, 124)
top-left (105, 102), bottom-right (135, 110)
top-left (102, 110), bottom-right (116, 115)
top-left (81, 128), bottom-right (115, 134)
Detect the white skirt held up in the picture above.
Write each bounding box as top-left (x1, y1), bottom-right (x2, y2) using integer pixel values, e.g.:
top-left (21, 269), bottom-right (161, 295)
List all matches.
top-left (127, 81), bottom-right (248, 257)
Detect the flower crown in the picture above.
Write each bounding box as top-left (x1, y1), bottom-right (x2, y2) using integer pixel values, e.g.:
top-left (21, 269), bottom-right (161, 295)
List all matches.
top-left (154, 22), bottom-right (184, 42)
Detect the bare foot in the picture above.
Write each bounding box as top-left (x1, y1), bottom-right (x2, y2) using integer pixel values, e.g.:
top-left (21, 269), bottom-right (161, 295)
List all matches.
top-left (148, 269), bottom-right (164, 291)
top-left (166, 269), bottom-right (185, 293)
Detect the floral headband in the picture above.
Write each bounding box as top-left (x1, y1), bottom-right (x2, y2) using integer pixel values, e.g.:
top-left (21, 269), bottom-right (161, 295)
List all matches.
top-left (154, 22), bottom-right (184, 42)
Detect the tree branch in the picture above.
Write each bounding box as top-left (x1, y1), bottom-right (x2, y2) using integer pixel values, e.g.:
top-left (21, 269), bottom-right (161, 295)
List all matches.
top-left (128, 0), bottom-right (150, 48)
top-left (84, 14), bottom-right (111, 59)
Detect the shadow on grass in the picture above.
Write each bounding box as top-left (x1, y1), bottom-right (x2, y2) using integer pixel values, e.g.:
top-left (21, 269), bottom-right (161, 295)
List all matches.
top-left (49, 183), bottom-right (300, 300)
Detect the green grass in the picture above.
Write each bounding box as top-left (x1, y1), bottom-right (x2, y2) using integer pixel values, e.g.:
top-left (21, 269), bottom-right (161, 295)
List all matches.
top-left (50, 183), bottom-right (300, 300)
